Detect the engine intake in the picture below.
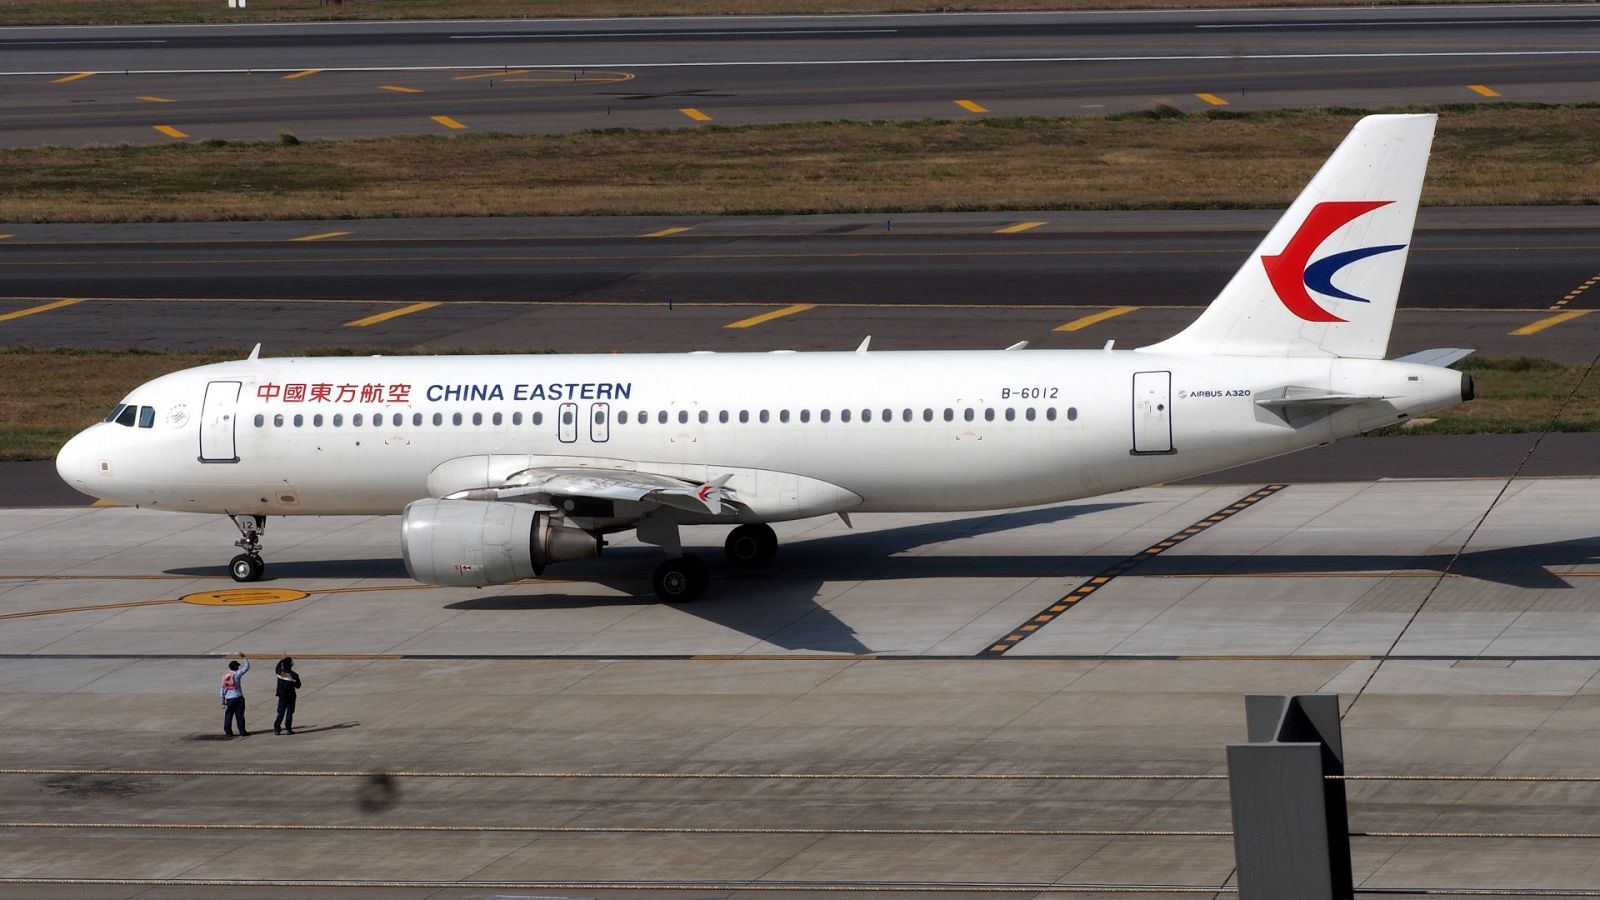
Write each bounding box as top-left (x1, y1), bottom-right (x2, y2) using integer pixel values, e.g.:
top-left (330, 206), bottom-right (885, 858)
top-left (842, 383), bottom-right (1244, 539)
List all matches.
top-left (402, 498), bottom-right (598, 587)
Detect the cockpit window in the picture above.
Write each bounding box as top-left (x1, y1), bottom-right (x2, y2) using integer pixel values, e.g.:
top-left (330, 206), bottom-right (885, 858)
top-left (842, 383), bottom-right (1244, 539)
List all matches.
top-left (138, 406), bottom-right (156, 429)
top-left (104, 404), bottom-right (126, 424)
top-left (114, 405), bottom-right (138, 427)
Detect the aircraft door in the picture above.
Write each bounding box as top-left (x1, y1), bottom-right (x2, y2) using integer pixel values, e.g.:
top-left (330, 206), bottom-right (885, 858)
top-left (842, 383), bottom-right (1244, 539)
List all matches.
top-left (590, 402), bottom-right (610, 443)
top-left (199, 380), bottom-right (243, 463)
top-left (558, 402), bottom-right (578, 443)
top-left (1131, 371), bottom-right (1174, 455)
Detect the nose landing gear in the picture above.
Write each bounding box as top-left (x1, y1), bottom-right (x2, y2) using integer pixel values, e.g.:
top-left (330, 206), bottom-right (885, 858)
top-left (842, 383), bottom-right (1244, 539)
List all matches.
top-left (229, 514), bottom-right (267, 582)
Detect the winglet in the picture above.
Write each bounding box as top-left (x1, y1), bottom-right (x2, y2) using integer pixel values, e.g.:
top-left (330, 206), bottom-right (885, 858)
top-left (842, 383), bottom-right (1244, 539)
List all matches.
top-left (1005, 341), bottom-right (1029, 351)
top-left (247, 343), bottom-right (261, 361)
top-left (856, 336), bottom-right (872, 353)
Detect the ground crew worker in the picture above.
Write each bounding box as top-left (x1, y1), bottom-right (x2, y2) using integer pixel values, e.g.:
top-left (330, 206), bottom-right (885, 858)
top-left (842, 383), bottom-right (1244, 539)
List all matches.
top-left (221, 652), bottom-right (251, 737)
top-left (274, 656), bottom-right (302, 735)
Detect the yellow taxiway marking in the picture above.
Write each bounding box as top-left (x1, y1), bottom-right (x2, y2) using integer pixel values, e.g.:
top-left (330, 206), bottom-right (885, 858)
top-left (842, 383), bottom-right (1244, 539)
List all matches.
top-left (0, 298), bottom-right (84, 323)
top-left (725, 303), bottom-right (817, 329)
top-left (1055, 305), bottom-right (1137, 332)
top-left (1195, 92), bottom-right (1229, 106)
top-left (1548, 273), bottom-right (1600, 312)
top-left (0, 235), bottom-right (12, 241)
top-left (283, 69), bottom-right (323, 80)
top-left (289, 230), bottom-right (351, 242)
top-left (679, 107), bottom-right (713, 122)
top-left (52, 72), bottom-right (96, 83)
top-left (153, 125), bottom-right (188, 139)
top-left (454, 69), bottom-right (530, 80)
top-left (431, 115), bottom-right (468, 130)
top-left (954, 99), bottom-right (988, 113)
top-left (183, 588), bottom-right (308, 607)
top-left (379, 85), bottom-right (423, 93)
top-left (344, 301), bottom-right (441, 328)
top-left (1511, 309), bottom-right (1590, 336)
top-left (1468, 84), bottom-right (1501, 97)
top-left (995, 221), bottom-right (1046, 235)
top-left (0, 599), bottom-right (180, 622)
top-left (642, 226), bottom-right (693, 238)
top-left (505, 70), bottom-right (635, 85)
top-left (91, 499), bottom-right (123, 508)
top-left (137, 96), bottom-right (175, 104)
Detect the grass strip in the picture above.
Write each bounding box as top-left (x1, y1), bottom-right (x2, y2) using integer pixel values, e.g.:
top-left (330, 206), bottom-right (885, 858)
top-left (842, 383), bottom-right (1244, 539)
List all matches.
top-left (5, 106), bottom-right (1598, 223)
top-left (2, 348), bottom-right (1594, 462)
top-left (1, 0), bottom-right (1520, 27)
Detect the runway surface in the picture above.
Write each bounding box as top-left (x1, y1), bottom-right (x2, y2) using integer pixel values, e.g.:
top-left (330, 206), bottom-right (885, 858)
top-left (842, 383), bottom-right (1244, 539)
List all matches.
top-left (5, 6), bottom-right (1598, 145)
top-left (5, 208), bottom-right (1599, 362)
top-left (6, 463), bottom-right (1600, 896)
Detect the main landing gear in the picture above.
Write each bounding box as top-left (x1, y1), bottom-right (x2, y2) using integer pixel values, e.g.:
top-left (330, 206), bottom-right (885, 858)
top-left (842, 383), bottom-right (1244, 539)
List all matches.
top-left (652, 555), bottom-right (711, 603)
top-left (228, 514), bottom-right (267, 582)
top-left (639, 518), bottom-right (781, 603)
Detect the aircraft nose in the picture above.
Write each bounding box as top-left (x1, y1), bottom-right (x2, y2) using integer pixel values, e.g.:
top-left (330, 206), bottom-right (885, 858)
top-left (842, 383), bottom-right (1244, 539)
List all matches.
top-left (55, 429), bottom-right (98, 496)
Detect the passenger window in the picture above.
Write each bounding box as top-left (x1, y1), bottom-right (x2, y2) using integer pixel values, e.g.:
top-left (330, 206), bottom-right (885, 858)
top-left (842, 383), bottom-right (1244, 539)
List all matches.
top-left (414, 413), bottom-right (424, 426)
top-left (533, 412), bottom-right (544, 426)
top-left (492, 412), bottom-right (502, 426)
top-left (333, 414), bottom-right (343, 427)
top-left (274, 414), bottom-right (284, 427)
top-left (293, 414), bottom-right (304, 427)
top-left (1005, 408), bottom-right (1016, 421)
top-left (739, 410), bottom-right (749, 424)
top-left (314, 414), bottom-right (325, 427)
top-left (254, 414), bottom-right (264, 428)
top-left (674, 410), bottom-right (686, 425)
top-left (922, 409), bottom-right (933, 422)
top-left (452, 413), bottom-right (463, 426)
top-left (658, 411), bottom-right (668, 424)
top-left (698, 411), bottom-right (709, 424)
top-left (963, 408), bottom-right (975, 422)
top-left (472, 412), bottom-right (483, 426)
top-left (617, 411), bottom-right (628, 425)
top-left (138, 406), bottom-right (155, 428)
top-left (433, 413), bottom-right (443, 426)
top-left (883, 408), bottom-right (893, 422)
top-left (114, 405), bottom-right (137, 427)
top-left (839, 409), bottom-right (850, 423)
top-left (943, 408), bottom-right (954, 422)
top-left (800, 410), bottom-right (811, 423)
top-left (1046, 408), bottom-right (1057, 421)
top-left (903, 409), bottom-right (913, 422)
top-left (716, 411), bottom-right (727, 424)
top-left (861, 409), bottom-right (871, 423)
top-left (1026, 408), bottom-right (1037, 421)
top-left (1068, 407), bottom-right (1078, 421)
top-left (353, 413), bottom-right (364, 427)
top-left (984, 408), bottom-right (995, 421)
top-left (104, 404), bottom-right (126, 424)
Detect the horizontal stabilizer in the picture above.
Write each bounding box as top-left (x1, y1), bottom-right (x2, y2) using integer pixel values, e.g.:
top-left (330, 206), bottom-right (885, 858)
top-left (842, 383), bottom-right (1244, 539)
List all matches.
top-left (1255, 386), bottom-right (1387, 409)
top-left (1393, 347), bottom-right (1474, 368)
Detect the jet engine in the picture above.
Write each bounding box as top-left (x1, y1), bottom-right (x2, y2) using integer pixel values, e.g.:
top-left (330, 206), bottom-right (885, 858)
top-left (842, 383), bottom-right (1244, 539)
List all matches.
top-left (401, 498), bottom-right (598, 587)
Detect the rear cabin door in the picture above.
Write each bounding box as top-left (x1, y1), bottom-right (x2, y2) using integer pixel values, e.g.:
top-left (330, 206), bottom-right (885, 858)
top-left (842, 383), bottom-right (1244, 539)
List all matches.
top-left (1131, 371), bottom-right (1174, 455)
top-left (590, 402), bottom-right (610, 443)
top-left (199, 380), bottom-right (242, 463)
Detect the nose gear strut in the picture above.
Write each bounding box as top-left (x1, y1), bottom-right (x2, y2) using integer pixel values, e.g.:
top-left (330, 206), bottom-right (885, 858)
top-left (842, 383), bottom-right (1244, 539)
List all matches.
top-left (229, 514), bottom-right (267, 582)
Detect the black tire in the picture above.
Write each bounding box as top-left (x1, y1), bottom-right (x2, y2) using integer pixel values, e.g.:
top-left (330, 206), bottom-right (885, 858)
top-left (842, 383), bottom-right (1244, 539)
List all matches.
top-left (229, 554), bottom-right (264, 583)
top-left (653, 554), bottom-right (710, 602)
top-left (724, 523), bottom-right (778, 568)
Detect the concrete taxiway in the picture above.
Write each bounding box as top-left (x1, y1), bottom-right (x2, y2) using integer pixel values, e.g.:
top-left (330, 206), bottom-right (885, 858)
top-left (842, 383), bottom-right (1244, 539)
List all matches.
top-left (5, 437), bottom-right (1600, 896)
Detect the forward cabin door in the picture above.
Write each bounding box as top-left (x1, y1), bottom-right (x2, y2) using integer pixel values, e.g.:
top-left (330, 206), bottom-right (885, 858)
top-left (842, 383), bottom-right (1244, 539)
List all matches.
top-left (590, 402), bottom-right (610, 443)
top-left (199, 380), bottom-right (243, 463)
top-left (1131, 371), bottom-right (1174, 455)
top-left (558, 402), bottom-right (578, 443)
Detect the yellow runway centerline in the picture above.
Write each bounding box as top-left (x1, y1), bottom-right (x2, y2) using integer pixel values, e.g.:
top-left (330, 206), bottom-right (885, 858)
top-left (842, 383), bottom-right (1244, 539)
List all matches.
top-left (642, 226), bottom-right (693, 238)
top-left (344, 301), bottom-right (442, 328)
top-left (454, 69), bottom-right (530, 80)
top-left (1511, 309), bottom-right (1590, 335)
top-left (1468, 84), bottom-right (1501, 97)
top-left (679, 108), bottom-right (713, 122)
top-left (954, 99), bottom-right (988, 113)
top-left (1054, 306), bottom-right (1137, 332)
top-left (51, 72), bottom-right (96, 83)
top-left (283, 69), bottom-right (323, 80)
top-left (0, 298), bottom-right (85, 323)
top-left (995, 221), bottom-right (1046, 234)
top-left (1195, 92), bottom-right (1228, 106)
top-left (289, 230), bottom-right (351, 243)
top-left (725, 303), bottom-right (817, 329)
top-left (137, 96), bottom-right (175, 104)
top-left (380, 85), bottom-right (423, 93)
top-left (153, 125), bottom-right (188, 139)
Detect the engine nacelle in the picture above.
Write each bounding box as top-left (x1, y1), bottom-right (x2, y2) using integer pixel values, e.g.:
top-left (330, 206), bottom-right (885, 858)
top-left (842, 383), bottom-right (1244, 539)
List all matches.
top-left (401, 498), bottom-right (598, 587)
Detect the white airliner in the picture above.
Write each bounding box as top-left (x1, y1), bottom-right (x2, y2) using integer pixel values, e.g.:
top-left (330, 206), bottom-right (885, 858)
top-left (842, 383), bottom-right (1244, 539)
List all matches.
top-left (56, 114), bottom-right (1472, 602)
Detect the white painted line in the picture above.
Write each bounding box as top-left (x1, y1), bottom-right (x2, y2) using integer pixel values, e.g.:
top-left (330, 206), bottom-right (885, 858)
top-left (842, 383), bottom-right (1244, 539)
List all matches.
top-left (4, 48), bottom-right (1598, 78)
top-left (0, 39), bottom-right (166, 45)
top-left (1198, 17), bottom-right (1600, 27)
top-left (450, 28), bottom-right (898, 39)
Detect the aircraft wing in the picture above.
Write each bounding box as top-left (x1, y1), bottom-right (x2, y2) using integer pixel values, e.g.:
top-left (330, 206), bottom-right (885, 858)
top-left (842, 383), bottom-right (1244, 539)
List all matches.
top-left (444, 467), bottom-right (738, 516)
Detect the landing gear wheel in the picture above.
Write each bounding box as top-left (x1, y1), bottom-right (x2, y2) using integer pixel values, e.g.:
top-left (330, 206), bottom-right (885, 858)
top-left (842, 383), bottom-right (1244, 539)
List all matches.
top-left (724, 523), bottom-right (778, 569)
top-left (229, 554), bottom-right (265, 583)
top-left (653, 554), bottom-right (710, 603)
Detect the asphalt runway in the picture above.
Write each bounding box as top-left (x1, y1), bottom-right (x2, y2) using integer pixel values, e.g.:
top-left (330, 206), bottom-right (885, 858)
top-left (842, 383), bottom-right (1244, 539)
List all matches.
top-left (4, 208), bottom-right (1598, 362)
top-left (6, 468), bottom-right (1600, 897)
top-left (4, 6), bottom-right (1598, 145)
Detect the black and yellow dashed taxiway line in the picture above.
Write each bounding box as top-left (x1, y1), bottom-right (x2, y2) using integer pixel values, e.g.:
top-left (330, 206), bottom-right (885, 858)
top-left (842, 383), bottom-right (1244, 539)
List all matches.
top-left (978, 484), bottom-right (1289, 657)
top-left (1547, 272), bottom-right (1600, 312)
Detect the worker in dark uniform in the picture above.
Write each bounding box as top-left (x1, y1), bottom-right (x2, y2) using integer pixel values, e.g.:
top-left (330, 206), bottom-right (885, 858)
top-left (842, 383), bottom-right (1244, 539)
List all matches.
top-left (274, 655), bottom-right (302, 735)
top-left (221, 652), bottom-right (251, 737)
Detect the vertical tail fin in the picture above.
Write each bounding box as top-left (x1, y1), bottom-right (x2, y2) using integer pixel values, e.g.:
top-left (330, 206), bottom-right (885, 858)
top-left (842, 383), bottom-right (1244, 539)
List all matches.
top-left (1139, 113), bottom-right (1436, 359)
